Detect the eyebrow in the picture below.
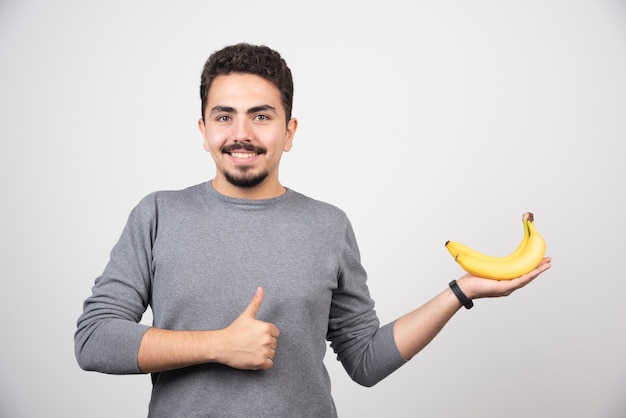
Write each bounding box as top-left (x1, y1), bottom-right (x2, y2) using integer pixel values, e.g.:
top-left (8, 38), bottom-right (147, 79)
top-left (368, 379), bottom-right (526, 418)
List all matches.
top-left (209, 104), bottom-right (277, 115)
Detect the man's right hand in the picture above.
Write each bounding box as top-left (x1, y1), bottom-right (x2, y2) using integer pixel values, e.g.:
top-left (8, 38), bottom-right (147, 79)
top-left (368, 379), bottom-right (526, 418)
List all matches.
top-left (217, 287), bottom-right (280, 370)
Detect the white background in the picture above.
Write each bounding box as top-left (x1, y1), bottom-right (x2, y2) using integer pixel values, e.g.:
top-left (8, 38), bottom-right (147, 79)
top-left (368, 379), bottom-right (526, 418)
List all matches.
top-left (1, 1), bottom-right (625, 417)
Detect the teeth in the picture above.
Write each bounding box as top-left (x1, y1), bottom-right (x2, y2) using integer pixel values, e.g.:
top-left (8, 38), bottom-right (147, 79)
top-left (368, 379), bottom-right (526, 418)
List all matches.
top-left (231, 152), bottom-right (256, 159)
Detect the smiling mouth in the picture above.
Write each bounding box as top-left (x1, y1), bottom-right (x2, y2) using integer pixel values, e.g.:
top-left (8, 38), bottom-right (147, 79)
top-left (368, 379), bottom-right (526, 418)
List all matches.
top-left (222, 143), bottom-right (265, 160)
top-left (230, 152), bottom-right (257, 159)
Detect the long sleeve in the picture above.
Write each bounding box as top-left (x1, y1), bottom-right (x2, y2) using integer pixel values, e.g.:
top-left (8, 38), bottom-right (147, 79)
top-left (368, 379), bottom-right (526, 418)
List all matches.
top-left (74, 196), bottom-right (155, 374)
top-left (326, 220), bottom-right (407, 387)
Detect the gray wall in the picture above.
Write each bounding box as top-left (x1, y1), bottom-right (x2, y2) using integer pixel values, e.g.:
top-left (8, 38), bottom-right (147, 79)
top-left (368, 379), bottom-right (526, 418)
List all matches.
top-left (1, 0), bottom-right (625, 417)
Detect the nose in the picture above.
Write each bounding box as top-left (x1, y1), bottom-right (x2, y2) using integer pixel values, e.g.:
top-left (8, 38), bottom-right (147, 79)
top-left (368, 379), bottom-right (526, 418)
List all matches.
top-left (231, 117), bottom-right (252, 142)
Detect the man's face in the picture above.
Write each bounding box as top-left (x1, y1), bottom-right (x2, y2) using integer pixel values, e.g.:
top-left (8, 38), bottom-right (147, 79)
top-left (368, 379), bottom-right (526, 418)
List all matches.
top-left (199, 73), bottom-right (297, 198)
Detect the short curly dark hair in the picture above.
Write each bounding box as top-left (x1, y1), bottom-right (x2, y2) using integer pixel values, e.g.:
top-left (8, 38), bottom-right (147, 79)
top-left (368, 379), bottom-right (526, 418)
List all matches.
top-left (199, 43), bottom-right (294, 124)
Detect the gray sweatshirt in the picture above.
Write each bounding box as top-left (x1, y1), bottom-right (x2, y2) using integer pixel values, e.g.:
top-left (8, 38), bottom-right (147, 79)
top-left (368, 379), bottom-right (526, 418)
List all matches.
top-left (75, 181), bottom-right (406, 417)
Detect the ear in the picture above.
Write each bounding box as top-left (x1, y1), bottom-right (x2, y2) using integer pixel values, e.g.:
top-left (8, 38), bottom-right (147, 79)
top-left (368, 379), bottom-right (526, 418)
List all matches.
top-left (198, 118), bottom-right (210, 152)
top-left (283, 117), bottom-right (298, 152)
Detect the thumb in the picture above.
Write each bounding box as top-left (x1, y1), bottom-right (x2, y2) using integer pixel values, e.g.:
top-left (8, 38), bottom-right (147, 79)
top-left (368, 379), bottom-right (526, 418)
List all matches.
top-left (242, 286), bottom-right (264, 318)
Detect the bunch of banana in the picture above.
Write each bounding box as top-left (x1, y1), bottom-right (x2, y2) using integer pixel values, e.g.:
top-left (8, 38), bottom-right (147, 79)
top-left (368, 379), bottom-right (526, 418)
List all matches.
top-left (445, 212), bottom-right (546, 280)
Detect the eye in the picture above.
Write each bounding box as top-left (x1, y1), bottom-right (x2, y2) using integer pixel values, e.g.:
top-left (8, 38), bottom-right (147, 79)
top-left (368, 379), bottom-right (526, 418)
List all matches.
top-left (254, 114), bottom-right (270, 121)
top-left (216, 115), bottom-right (231, 122)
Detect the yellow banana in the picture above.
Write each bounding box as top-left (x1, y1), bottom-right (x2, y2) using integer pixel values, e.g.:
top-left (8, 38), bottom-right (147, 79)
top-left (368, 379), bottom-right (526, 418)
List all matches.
top-left (445, 213), bottom-right (530, 262)
top-left (445, 212), bottom-right (546, 280)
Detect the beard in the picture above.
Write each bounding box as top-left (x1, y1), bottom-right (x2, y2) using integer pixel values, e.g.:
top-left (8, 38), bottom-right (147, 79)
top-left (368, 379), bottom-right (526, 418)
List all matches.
top-left (223, 166), bottom-right (268, 188)
top-left (220, 142), bottom-right (268, 188)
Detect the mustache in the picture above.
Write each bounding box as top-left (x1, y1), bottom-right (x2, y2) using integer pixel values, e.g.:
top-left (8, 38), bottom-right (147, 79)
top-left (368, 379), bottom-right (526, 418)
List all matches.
top-left (221, 143), bottom-right (266, 154)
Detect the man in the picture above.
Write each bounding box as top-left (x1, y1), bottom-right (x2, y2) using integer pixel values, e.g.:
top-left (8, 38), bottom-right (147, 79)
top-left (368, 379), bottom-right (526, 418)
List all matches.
top-left (75, 43), bottom-right (551, 417)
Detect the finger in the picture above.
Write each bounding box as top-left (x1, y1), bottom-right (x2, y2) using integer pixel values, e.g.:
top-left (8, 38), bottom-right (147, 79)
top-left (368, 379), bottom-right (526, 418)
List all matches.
top-left (242, 286), bottom-right (264, 318)
top-left (511, 259), bottom-right (551, 288)
top-left (270, 324), bottom-right (280, 338)
top-left (540, 257), bottom-right (552, 269)
top-left (512, 257), bottom-right (551, 281)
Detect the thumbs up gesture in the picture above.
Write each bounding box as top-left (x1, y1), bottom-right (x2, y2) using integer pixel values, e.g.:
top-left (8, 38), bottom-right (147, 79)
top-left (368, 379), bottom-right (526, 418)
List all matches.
top-left (219, 287), bottom-right (280, 370)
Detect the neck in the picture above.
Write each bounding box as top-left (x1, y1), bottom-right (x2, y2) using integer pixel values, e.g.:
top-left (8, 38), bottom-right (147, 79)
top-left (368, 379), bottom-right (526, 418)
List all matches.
top-left (211, 178), bottom-right (286, 200)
